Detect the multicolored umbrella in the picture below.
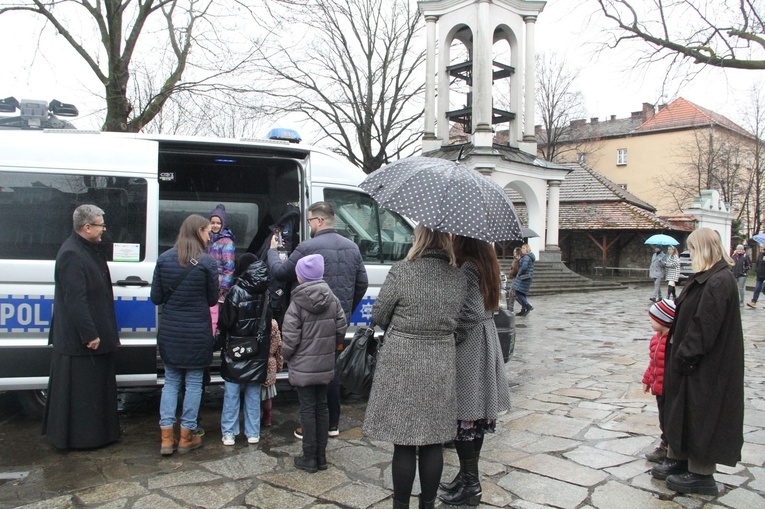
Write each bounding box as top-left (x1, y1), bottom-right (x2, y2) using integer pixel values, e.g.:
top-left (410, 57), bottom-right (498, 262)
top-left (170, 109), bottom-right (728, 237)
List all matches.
top-left (360, 157), bottom-right (523, 242)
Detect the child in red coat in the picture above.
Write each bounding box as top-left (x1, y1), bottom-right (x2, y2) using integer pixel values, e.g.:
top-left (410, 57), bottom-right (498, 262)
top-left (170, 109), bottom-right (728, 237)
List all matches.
top-left (643, 298), bottom-right (676, 463)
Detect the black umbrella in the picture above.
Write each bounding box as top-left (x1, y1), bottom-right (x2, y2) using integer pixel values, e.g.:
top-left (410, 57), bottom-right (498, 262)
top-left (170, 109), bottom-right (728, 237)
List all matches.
top-left (360, 157), bottom-right (523, 242)
top-left (521, 226), bottom-right (540, 239)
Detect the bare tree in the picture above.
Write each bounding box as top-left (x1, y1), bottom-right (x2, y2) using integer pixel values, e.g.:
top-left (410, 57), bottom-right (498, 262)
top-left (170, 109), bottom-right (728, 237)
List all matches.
top-left (535, 52), bottom-right (591, 162)
top-left (0, 0), bottom-right (264, 132)
top-left (253, 0), bottom-right (425, 173)
top-left (740, 84), bottom-right (765, 235)
top-left (660, 127), bottom-right (756, 227)
top-left (595, 0), bottom-right (765, 71)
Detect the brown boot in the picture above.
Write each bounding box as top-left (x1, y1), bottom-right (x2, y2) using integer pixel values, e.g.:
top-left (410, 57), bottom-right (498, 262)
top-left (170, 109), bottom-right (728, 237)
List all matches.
top-left (160, 426), bottom-right (177, 456)
top-left (178, 427), bottom-right (202, 454)
top-left (262, 398), bottom-right (272, 427)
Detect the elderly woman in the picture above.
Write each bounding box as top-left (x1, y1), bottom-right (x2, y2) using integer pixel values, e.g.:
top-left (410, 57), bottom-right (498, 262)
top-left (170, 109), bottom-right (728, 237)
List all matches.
top-left (363, 224), bottom-right (467, 509)
top-left (650, 227), bottom-right (744, 495)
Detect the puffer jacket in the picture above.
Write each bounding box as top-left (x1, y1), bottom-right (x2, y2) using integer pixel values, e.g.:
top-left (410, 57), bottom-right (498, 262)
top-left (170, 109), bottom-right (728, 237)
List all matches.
top-left (642, 330), bottom-right (668, 395)
top-left (268, 228), bottom-right (368, 318)
top-left (151, 248), bottom-right (219, 368)
top-left (218, 259), bottom-right (271, 384)
top-left (209, 228), bottom-right (236, 297)
top-left (281, 280), bottom-right (348, 387)
top-left (512, 252), bottom-right (536, 294)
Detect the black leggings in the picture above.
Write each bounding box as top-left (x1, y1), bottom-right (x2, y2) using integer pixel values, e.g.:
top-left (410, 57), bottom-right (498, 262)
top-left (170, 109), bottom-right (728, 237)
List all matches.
top-left (392, 443), bottom-right (443, 503)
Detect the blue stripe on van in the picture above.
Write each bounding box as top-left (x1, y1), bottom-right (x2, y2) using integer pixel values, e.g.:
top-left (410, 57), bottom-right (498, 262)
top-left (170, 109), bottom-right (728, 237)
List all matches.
top-left (0, 295), bottom-right (156, 333)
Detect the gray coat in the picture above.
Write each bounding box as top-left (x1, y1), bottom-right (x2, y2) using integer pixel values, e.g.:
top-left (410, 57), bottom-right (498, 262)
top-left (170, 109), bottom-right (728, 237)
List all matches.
top-left (455, 262), bottom-right (511, 421)
top-left (282, 280), bottom-right (348, 387)
top-left (649, 251), bottom-right (666, 279)
top-left (362, 249), bottom-right (467, 446)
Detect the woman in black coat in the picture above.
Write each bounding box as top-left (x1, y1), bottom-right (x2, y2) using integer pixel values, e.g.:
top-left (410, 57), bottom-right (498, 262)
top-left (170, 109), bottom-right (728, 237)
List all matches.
top-left (651, 227), bottom-right (744, 495)
top-left (151, 214), bottom-right (219, 455)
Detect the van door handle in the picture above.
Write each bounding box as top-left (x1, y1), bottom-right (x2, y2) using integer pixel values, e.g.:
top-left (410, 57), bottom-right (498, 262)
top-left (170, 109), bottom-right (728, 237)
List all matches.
top-left (116, 276), bottom-right (150, 287)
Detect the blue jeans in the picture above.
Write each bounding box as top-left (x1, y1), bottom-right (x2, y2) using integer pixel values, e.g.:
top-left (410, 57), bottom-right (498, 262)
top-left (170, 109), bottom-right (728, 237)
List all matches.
top-left (159, 366), bottom-right (204, 430)
top-left (515, 291), bottom-right (531, 310)
top-left (753, 277), bottom-right (765, 303)
top-left (221, 381), bottom-right (262, 438)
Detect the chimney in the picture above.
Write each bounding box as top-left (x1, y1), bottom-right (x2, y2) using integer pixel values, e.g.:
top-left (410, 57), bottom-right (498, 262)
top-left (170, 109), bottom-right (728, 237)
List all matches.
top-left (642, 102), bottom-right (655, 121)
top-left (610, 115), bottom-right (616, 121)
top-left (590, 117), bottom-right (599, 124)
top-left (570, 119), bottom-right (586, 127)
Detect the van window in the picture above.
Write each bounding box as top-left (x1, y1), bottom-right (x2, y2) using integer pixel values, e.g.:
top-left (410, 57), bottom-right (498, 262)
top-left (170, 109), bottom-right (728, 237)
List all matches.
top-left (324, 188), bottom-right (413, 263)
top-left (0, 171), bottom-right (148, 261)
top-left (157, 146), bottom-right (301, 257)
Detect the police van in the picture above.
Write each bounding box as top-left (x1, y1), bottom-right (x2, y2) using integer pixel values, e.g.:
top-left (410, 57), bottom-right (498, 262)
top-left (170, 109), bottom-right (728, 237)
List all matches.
top-left (0, 127), bottom-right (415, 417)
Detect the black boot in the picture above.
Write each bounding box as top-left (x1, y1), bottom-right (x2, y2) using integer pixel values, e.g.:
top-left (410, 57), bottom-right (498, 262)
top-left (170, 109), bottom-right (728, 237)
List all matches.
top-left (392, 497), bottom-right (409, 509)
top-left (294, 454), bottom-right (318, 473)
top-left (418, 495), bottom-right (435, 509)
top-left (439, 470), bottom-right (464, 493)
top-left (439, 458), bottom-right (481, 506)
top-left (650, 458), bottom-right (688, 480)
top-left (317, 447), bottom-right (328, 471)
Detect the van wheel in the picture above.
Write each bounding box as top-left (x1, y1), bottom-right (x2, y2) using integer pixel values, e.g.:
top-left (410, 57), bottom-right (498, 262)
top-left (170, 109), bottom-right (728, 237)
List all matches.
top-left (17, 390), bottom-right (47, 420)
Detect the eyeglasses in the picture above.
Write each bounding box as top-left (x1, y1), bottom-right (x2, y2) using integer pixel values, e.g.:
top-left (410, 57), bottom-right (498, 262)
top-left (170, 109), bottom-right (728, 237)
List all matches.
top-left (307, 217), bottom-right (322, 223)
top-left (88, 223), bottom-right (107, 229)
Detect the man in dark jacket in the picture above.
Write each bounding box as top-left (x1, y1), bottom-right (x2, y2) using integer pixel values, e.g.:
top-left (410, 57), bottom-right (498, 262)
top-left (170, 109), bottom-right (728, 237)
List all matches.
top-left (746, 243), bottom-right (765, 308)
top-left (268, 201), bottom-right (368, 439)
top-left (43, 204), bottom-right (121, 449)
top-left (731, 244), bottom-right (751, 306)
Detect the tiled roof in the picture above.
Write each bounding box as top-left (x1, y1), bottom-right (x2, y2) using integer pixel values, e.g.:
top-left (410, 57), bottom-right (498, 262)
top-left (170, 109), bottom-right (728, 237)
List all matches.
top-left (423, 142), bottom-right (568, 170)
top-left (636, 97), bottom-right (753, 137)
top-left (508, 162), bottom-right (684, 231)
top-left (540, 117), bottom-right (645, 143)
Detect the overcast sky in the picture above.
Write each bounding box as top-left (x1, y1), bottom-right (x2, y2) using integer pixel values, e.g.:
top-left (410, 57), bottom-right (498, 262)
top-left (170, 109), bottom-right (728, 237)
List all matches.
top-left (0, 0), bottom-right (761, 131)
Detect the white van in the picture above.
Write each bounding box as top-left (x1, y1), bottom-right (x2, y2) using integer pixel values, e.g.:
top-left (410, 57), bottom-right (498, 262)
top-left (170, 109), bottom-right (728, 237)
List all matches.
top-left (0, 130), bottom-right (415, 417)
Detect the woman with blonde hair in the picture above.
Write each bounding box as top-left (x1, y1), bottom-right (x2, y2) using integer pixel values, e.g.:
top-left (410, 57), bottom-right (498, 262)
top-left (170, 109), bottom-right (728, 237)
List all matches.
top-left (650, 227), bottom-right (744, 495)
top-left (363, 224), bottom-right (467, 509)
top-left (151, 214), bottom-right (219, 455)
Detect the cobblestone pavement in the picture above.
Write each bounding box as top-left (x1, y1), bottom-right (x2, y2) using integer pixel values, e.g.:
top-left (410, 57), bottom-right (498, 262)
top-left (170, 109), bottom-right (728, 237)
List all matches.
top-left (1, 286), bottom-right (764, 508)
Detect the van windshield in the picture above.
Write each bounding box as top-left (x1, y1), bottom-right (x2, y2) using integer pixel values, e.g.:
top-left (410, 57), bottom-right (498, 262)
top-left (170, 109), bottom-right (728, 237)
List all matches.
top-left (324, 188), bottom-right (413, 264)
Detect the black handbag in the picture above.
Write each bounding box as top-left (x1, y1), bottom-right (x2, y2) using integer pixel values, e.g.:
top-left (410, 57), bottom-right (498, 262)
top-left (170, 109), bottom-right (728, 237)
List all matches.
top-left (336, 325), bottom-right (382, 396)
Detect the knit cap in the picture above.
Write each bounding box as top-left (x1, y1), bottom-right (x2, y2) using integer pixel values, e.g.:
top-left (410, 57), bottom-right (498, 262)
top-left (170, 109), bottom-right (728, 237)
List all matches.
top-left (210, 204), bottom-right (228, 228)
top-left (736, 244), bottom-right (745, 250)
top-left (296, 254), bottom-right (324, 282)
top-left (649, 299), bottom-right (676, 328)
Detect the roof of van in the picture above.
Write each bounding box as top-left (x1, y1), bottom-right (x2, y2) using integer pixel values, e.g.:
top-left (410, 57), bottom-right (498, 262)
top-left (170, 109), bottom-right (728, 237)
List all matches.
top-left (0, 130), bottom-right (366, 186)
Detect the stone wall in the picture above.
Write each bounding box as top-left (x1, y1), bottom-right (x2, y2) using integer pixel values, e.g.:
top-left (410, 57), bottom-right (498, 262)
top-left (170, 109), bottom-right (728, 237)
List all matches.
top-left (560, 232), bottom-right (660, 274)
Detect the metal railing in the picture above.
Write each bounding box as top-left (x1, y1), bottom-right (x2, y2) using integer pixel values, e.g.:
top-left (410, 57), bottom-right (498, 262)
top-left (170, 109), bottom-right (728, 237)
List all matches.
top-left (593, 266), bottom-right (650, 277)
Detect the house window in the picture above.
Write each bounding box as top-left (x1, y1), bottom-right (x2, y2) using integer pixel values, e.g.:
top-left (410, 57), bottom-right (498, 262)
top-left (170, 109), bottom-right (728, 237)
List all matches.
top-left (577, 153), bottom-right (587, 164)
top-left (617, 148), bottom-right (628, 165)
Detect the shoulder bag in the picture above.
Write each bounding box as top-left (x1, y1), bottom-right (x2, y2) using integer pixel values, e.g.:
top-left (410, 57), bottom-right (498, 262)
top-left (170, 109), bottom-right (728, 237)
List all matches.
top-left (336, 324), bottom-right (383, 396)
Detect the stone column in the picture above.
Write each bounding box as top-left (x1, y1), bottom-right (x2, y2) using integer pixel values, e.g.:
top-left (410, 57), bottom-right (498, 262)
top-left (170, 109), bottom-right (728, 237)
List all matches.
top-left (472, 0), bottom-right (494, 147)
top-left (519, 15), bottom-right (538, 155)
top-left (542, 180), bottom-right (562, 262)
top-left (422, 15), bottom-right (439, 152)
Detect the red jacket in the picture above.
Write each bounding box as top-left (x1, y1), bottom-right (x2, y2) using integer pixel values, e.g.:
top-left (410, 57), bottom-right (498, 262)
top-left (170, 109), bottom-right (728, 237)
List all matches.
top-left (642, 330), bottom-right (668, 396)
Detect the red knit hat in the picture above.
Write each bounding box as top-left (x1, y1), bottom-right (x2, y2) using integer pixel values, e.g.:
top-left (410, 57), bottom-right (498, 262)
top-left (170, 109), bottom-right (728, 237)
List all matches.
top-left (649, 299), bottom-right (676, 328)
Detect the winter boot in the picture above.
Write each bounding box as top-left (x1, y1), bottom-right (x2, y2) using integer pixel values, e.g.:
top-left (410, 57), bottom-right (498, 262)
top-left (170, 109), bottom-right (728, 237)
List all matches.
top-left (317, 446), bottom-right (328, 471)
top-left (439, 469), bottom-right (464, 493)
top-left (645, 442), bottom-right (667, 463)
top-left (160, 425), bottom-right (177, 456)
top-left (262, 398), bottom-right (273, 427)
top-left (439, 458), bottom-right (482, 506)
top-left (294, 454), bottom-right (318, 473)
top-left (177, 427), bottom-right (202, 454)
top-left (418, 496), bottom-right (436, 509)
top-left (392, 498), bottom-right (409, 509)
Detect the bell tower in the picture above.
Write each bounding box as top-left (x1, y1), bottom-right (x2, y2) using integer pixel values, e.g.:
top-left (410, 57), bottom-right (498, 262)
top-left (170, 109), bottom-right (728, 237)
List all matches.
top-left (418, 0), bottom-right (546, 155)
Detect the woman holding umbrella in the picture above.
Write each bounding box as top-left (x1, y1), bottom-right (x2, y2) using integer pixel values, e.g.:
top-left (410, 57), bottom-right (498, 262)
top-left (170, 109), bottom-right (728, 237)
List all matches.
top-left (363, 224), bottom-right (467, 509)
top-left (650, 227), bottom-right (744, 495)
top-left (438, 235), bottom-right (511, 507)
